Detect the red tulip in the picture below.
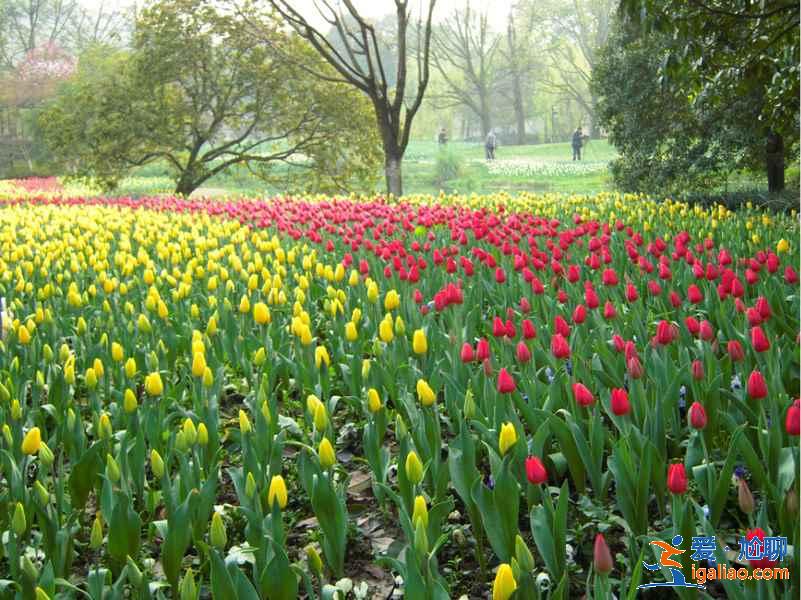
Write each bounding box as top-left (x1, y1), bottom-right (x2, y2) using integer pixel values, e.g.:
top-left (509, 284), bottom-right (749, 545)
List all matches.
top-left (667, 463), bottom-right (688, 494)
top-left (493, 316), bottom-right (506, 338)
top-left (610, 388), bottom-right (630, 416)
top-left (572, 383), bottom-right (595, 407)
top-left (685, 316), bottom-right (700, 336)
top-left (626, 356), bottom-right (643, 379)
top-left (572, 304), bottom-right (587, 324)
top-left (691, 360), bottom-right (704, 381)
top-left (525, 456), bottom-right (548, 485)
top-left (585, 287), bottom-right (599, 309)
top-left (755, 296), bottom-right (772, 320)
top-left (460, 342), bottom-right (474, 363)
top-left (727, 340), bottom-right (744, 362)
top-left (747, 370), bottom-right (768, 400)
top-left (668, 291), bottom-right (682, 308)
top-left (625, 283), bottom-right (638, 302)
top-left (647, 280), bottom-right (662, 296)
top-left (495, 268), bottom-right (506, 283)
top-left (515, 341), bottom-right (531, 363)
top-left (746, 307), bottom-right (762, 326)
top-left (688, 402), bottom-right (707, 429)
top-left (785, 266), bottom-right (799, 284)
top-left (551, 334), bottom-right (570, 359)
top-left (785, 400), bottom-right (800, 436)
top-left (611, 334), bottom-right (625, 353)
top-left (497, 368), bottom-right (516, 394)
top-left (593, 533), bottom-right (613, 575)
top-left (476, 338), bottom-right (490, 361)
top-left (687, 284), bottom-right (703, 304)
top-left (557, 289), bottom-right (568, 303)
top-left (744, 528), bottom-right (778, 569)
top-left (521, 319), bottom-right (536, 339)
top-left (554, 315), bottom-right (570, 337)
top-left (603, 301), bottom-right (616, 320)
top-left (699, 320), bottom-right (714, 341)
top-left (602, 268), bottom-right (618, 286)
top-left (519, 297), bottom-right (531, 313)
top-left (750, 326), bottom-right (770, 353)
top-left (654, 320), bottom-right (675, 345)
top-left (483, 358), bottom-right (493, 377)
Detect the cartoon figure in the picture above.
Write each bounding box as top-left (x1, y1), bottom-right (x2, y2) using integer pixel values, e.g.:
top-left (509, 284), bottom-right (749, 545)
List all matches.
top-left (639, 535), bottom-right (705, 590)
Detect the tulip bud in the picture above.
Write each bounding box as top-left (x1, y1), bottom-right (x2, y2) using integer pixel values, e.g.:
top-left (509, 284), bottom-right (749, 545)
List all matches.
top-left (182, 418), bottom-right (197, 446)
top-left (367, 388), bottom-right (382, 413)
top-left (413, 518), bottom-right (429, 556)
top-left (145, 372), bottom-right (163, 396)
top-left (175, 430), bottom-right (187, 452)
top-left (179, 569), bottom-right (197, 600)
top-left (38, 442), bottom-right (54, 468)
top-left (245, 472), bottom-right (257, 499)
top-left (12, 502), bottom-right (26, 535)
top-left (306, 545), bottom-right (323, 576)
top-left (253, 347), bottom-right (266, 366)
top-left (361, 358), bottom-right (371, 379)
top-left (150, 449), bottom-right (165, 479)
top-left (10, 399), bottom-right (21, 420)
top-left (688, 402), bottom-right (707, 429)
top-left (404, 449), bottom-right (425, 485)
top-left (42, 344), bottom-right (53, 362)
top-left (106, 454), bottom-right (121, 483)
top-left (98, 413), bottom-right (112, 440)
top-left (22, 555), bottom-right (39, 581)
top-left (514, 535), bottom-right (534, 572)
top-left (2, 424), bottom-right (11, 447)
top-left (463, 387), bottom-right (476, 420)
top-left (416, 378), bottom-right (436, 406)
top-left (210, 511), bottom-right (227, 549)
top-left (90, 513), bottom-right (104, 549)
top-left (412, 495), bottom-right (429, 529)
top-left (126, 556), bottom-right (143, 587)
top-left (412, 329), bottom-right (428, 354)
top-left (498, 422), bottom-right (517, 456)
top-left (197, 423), bottom-right (208, 446)
top-left (67, 408), bottom-right (76, 430)
top-left (318, 437), bottom-right (336, 469)
top-left (267, 475), bottom-right (288, 509)
top-left (593, 533), bottom-right (613, 574)
top-left (124, 389), bottom-right (138, 414)
top-left (395, 413), bottom-right (408, 439)
top-left (64, 362), bottom-right (75, 385)
top-left (34, 587), bottom-right (50, 600)
top-left (21, 426), bottom-right (42, 455)
top-left (492, 564), bottom-right (517, 600)
top-left (313, 403), bottom-right (328, 430)
top-left (239, 409), bottom-right (252, 434)
top-left (738, 478), bottom-right (755, 514)
top-left (667, 463), bottom-right (688, 494)
top-left (124, 357), bottom-right (137, 378)
top-left (34, 480), bottom-right (49, 505)
top-left (626, 356), bottom-right (643, 379)
top-left (202, 367), bottom-right (213, 388)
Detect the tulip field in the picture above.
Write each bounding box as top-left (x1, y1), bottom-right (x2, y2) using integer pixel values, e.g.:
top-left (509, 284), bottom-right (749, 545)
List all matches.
top-left (0, 184), bottom-right (798, 600)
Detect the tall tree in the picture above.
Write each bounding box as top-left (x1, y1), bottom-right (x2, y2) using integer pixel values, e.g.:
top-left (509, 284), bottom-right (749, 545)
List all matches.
top-left (39, 0), bottom-right (381, 195)
top-left (498, 8), bottom-right (538, 144)
top-left (535, 0), bottom-right (615, 138)
top-left (431, 2), bottom-right (499, 139)
top-left (252, 0), bottom-right (436, 196)
top-left (618, 0), bottom-right (799, 191)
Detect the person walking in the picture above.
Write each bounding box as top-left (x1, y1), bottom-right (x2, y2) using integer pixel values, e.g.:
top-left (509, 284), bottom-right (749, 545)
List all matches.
top-left (571, 127), bottom-right (584, 161)
top-left (485, 130), bottom-right (498, 160)
top-left (437, 127), bottom-right (448, 146)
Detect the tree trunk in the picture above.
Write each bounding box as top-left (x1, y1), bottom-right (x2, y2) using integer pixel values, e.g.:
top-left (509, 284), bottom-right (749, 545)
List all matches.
top-left (479, 94), bottom-right (492, 139)
top-left (384, 153), bottom-right (403, 197)
top-left (766, 131), bottom-right (785, 193)
top-left (175, 176), bottom-right (199, 197)
top-left (589, 93), bottom-right (600, 139)
top-left (512, 75), bottom-right (526, 145)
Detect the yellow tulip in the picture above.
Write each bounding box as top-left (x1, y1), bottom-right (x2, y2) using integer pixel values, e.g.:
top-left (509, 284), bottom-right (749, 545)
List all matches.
top-left (318, 437), bottom-right (336, 469)
top-left (492, 564), bottom-right (517, 600)
top-left (379, 316), bottom-right (394, 343)
top-left (405, 450), bottom-right (424, 485)
top-left (412, 495), bottom-right (429, 529)
top-left (191, 352), bottom-right (206, 378)
top-left (367, 388), bottom-right (382, 413)
top-left (21, 427), bottom-right (41, 455)
top-left (315, 346), bottom-right (330, 368)
top-left (345, 321), bottom-right (358, 341)
top-left (17, 324), bottom-right (30, 345)
top-left (239, 409), bottom-right (252, 433)
top-left (777, 238), bottom-right (790, 253)
top-left (253, 302), bottom-right (270, 324)
top-left (313, 403), bottom-right (328, 430)
top-left (384, 289), bottom-right (400, 311)
top-left (123, 389), bottom-right (138, 413)
top-left (412, 328), bottom-right (427, 354)
top-left (124, 357), bottom-right (137, 378)
top-left (111, 342), bottom-right (124, 362)
top-left (268, 474), bottom-right (288, 509)
top-left (238, 295), bottom-right (250, 314)
top-left (145, 372), bottom-right (163, 396)
top-left (498, 422), bottom-right (517, 456)
top-left (416, 379), bottom-right (436, 406)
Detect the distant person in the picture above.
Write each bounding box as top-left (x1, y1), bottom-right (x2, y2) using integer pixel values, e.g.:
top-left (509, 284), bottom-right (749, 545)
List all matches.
top-left (485, 130), bottom-right (498, 160)
top-left (437, 127), bottom-right (448, 146)
top-left (572, 127), bottom-right (584, 160)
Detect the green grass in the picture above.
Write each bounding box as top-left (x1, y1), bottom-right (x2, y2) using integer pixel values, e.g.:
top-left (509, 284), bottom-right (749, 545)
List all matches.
top-left (114, 139), bottom-right (619, 198)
